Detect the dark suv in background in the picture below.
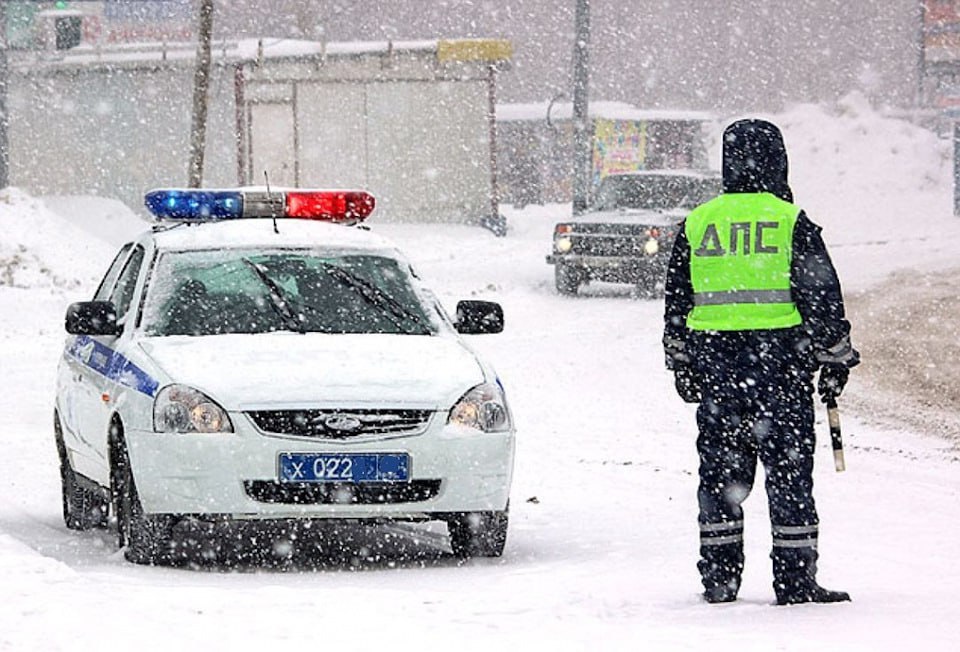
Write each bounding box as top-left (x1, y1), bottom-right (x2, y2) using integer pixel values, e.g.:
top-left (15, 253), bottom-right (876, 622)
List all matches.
top-left (546, 170), bottom-right (720, 297)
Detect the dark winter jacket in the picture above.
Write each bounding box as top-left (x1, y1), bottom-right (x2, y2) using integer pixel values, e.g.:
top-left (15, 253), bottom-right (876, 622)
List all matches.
top-left (662, 119), bottom-right (859, 373)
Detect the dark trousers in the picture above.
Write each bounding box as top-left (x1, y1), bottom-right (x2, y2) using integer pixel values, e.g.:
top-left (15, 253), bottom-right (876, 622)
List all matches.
top-left (692, 330), bottom-right (821, 596)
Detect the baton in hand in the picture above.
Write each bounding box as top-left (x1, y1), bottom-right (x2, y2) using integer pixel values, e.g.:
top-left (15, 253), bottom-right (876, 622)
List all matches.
top-left (825, 398), bottom-right (845, 472)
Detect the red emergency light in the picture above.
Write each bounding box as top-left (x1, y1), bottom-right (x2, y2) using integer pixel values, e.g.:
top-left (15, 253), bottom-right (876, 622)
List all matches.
top-left (285, 191), bottom-right (376, 223)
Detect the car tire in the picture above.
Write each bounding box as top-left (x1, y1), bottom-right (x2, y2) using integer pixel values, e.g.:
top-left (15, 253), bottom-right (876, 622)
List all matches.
top-left (555, 264), bottom-right (582, 296)
top-left (110, 422), bottom-right (175, 565)
top-left (54, 411), bottom-right (108, 530)
top-left (448, 506), bottom-right (509, 558)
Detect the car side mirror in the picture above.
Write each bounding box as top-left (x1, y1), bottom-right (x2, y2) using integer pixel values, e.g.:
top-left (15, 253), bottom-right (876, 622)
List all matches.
top-left (65, 301), bottom-right (120, 336)
top-left (455, 300), bottom-right (504, 334)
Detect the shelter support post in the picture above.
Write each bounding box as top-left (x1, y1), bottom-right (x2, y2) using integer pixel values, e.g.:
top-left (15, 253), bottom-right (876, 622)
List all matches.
top-left (955, 121), bottom-right (960, 216)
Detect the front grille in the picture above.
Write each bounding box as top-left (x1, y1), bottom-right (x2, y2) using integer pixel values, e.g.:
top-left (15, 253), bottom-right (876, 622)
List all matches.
top-left (244, 480), bottom-right (442, 505)
top-left (562, 222), bottom-right (677, 258)
top-left (570, 234), bottom-right (674, 257)
top-left (246, 409), bottom-right (433, 439)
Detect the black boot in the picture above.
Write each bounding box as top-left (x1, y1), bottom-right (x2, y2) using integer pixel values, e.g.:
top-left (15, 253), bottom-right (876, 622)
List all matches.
top-left (699, 542), bottom-right (743, 604)
top-left (772, 546), bottom-right (850, 605)
top-left (776, 583), bottom-right (850, 605)
top-left (704, 584), bottom-right (739, 604)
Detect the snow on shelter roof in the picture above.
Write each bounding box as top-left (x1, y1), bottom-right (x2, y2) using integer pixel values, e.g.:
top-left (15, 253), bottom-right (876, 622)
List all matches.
top-left (17, 37), bottom-right (511, 70)
top-left (496, 101), bottom-right (714, 123)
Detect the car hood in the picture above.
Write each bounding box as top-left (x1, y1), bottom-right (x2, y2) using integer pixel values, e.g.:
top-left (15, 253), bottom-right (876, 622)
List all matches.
top-left (138, 333), bottom-right (486, 410)
top-left (572, 207), bottom-right (687, 227)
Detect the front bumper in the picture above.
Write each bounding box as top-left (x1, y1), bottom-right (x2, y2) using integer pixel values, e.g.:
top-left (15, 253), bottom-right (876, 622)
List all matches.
top-left (125, 412), bottom-right (514, 520)
top-left (546, 253), bottom-right (667, 279)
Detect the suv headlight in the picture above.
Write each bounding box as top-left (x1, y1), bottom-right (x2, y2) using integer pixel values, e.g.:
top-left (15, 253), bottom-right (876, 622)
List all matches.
top-left (154, 384), bottom-right (233, 433)
top-left (448, 382), bottom-right (512, 433)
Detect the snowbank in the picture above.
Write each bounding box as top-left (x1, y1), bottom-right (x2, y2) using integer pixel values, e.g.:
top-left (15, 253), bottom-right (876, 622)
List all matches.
top-left (708, 94), bottom-right (960, 290)
top-left (780, 92), bottom-right (952, 241)
top-left (0, 189), bottom-right (132, 290)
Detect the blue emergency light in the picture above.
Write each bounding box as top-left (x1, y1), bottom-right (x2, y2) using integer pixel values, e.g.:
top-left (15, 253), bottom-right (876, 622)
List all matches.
top-left (144, 188), bottom-right (376, 223)
top-left (145, 190), bottom-right (244, 220)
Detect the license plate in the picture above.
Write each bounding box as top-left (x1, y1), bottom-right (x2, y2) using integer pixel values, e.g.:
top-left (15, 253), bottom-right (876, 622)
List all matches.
top-left (583, 257), bottom-right (626, 268)
top-left (278, 453), bottom-right (409, 483)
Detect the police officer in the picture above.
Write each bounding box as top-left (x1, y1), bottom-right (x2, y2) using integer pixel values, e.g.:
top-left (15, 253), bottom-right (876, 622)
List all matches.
top-left (662, 119), bottom-right (859, 605)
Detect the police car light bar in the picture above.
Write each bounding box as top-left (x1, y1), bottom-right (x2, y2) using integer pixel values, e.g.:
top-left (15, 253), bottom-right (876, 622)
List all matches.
top-left (144, 189), bottom-right (376, 223)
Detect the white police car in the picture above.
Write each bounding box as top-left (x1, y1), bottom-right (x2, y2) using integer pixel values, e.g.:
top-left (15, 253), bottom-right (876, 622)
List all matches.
top-left (54, 188), bottom-right (514, 564)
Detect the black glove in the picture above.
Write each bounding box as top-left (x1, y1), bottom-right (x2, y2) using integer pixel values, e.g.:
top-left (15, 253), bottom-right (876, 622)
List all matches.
top-left (674, 366), bottom-right (702, 404)
top-left (817, 364), bottom-right (849, 403)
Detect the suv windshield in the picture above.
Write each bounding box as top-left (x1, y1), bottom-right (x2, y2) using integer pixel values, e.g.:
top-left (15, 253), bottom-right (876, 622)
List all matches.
top-left (593, 174), bottom-right (720, 211)
top-left (142, 249), bottom-right (437, 336)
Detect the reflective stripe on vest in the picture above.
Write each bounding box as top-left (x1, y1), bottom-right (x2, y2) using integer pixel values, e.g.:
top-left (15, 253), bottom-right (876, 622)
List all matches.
top-left (685, 193), bottom-right (802, 332)
top-left (693, 289), bottom-right (794, 306)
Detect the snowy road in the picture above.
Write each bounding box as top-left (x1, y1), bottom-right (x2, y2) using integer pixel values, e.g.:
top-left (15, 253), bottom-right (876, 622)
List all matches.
top-left (2, 104), bottom-right (960, 650)
top-left (0, 208), bottom-right (957, 652)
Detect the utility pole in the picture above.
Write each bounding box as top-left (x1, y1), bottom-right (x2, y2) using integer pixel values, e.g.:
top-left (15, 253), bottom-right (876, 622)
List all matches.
top-left (0, 1), bottom-right (9, 190)
top-left (187, 0), bottom-right (214, 187)
top-left (570, 0), bottom-right (591, 216)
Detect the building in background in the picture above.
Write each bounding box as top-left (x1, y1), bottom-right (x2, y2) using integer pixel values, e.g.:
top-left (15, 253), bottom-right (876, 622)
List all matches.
top-left (5, 1), bottom-right (193, 50)
top-left (8, 36), bottom-right (511, 229)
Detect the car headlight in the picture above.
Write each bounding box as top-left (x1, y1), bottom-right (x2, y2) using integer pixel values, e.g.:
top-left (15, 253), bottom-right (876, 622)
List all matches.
top-left (153, 384), bottom-right (233, 433)
top-left (643, 238), bottom-right (659, 255)
top-left (448, 382), bottom-right (512, 433)
top-left (555, 237), bottom-right (573, 253)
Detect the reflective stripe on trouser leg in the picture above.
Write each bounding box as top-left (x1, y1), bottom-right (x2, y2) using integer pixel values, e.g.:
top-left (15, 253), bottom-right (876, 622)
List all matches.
top-left (700, 519), bottom-right (744, 547)
top-left (771, 524), bottom-right (820, 594)
top-left (771, 523), bottom-right (819, 550)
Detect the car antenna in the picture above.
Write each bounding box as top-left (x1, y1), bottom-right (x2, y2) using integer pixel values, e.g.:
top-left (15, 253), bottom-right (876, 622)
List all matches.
top-left (264, 170), bottom-right (279, 234)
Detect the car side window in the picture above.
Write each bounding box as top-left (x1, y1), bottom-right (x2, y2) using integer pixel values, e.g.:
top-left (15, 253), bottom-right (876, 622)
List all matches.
top-left (109, 245), bottom-right (146, 323)
top-left (93, 243), bottom-right (133, 301)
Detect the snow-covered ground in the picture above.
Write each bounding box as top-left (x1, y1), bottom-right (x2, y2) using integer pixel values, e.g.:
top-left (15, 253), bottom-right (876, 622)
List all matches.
top-left (1, 99), bottom-right (958, 651)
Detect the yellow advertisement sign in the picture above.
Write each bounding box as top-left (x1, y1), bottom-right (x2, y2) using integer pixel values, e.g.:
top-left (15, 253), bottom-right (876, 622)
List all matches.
top-left (591, 119), bottom-right (648, 187)
top-left (437, 39), bottom-right (513, 63)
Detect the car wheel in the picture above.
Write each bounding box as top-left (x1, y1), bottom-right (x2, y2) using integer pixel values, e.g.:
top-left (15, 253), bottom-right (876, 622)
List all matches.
top-left (54, 411), bottom-right (108, 530)
top-left (555, 264), bottom-right (582, 296)
top-left (110, 422), bottom-right (174, 564)
top-left (448, 506), bottom-right (509, 558)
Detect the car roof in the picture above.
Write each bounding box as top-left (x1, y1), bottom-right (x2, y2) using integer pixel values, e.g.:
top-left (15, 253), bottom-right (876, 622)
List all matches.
top-left (602, 169), bottom-right (720, 180)
top-left (144, 218), bottom-right (402, 256)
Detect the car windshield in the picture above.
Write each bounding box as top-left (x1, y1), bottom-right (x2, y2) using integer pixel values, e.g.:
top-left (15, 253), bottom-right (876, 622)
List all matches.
top-left (141, 248), bottom-right (438, 336)
top-left (593, 174), bottom-right (720, 211)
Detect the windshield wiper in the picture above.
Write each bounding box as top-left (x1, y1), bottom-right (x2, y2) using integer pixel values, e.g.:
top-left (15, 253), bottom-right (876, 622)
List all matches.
top-left (241, 258), bottom-right (304, 334)
top-left (318, 263), bottom-right (431, 335)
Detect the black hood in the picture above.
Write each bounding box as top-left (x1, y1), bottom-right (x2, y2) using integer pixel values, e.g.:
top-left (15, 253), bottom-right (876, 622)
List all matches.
top-left (722, 119), bottom-right (793, 203)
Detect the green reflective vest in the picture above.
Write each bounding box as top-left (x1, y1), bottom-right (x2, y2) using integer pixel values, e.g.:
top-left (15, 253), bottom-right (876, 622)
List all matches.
top-left (685, 192), bottom-right (802, 331)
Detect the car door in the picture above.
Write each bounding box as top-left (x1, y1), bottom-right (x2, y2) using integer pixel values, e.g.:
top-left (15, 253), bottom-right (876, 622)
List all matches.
top-left (59, 243), bottom-right (133, 480)
top-left (73, 244), bottom-right (146, 482)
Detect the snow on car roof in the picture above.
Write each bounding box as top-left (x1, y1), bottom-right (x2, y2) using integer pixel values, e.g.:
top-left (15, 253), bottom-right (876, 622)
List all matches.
top-left (147, 218), bottom-right (402, 255)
